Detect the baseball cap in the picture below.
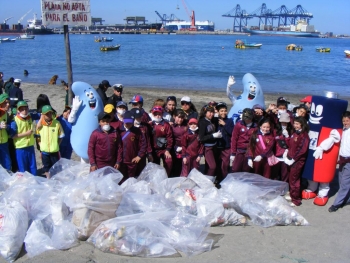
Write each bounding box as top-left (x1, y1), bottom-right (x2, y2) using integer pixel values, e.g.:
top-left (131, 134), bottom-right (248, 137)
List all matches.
top-left (188, 118), bottom-right (198, 125)
top-left (123, 111), bottom-right (134, 124)
top-left (116, 101), bottom-right (128, 109)
top-left (14, 79), bottom-right (21, 83)
top-left (166, 96), bottom-right (176, 102)
top-left (279, 112), bottom-right (290, 123)
top-left (129, 95), bottom-right (143, 104)
top-left (300, 95), bottom-right (311, 103)
top-left (101, 80), bottom-right (111, 87)
top-left (42, 105), bottom-right (53, 114)
top-left (130, 108), bottom-right (143, 118)
top-left (181, 96), bottom-right (191, 103)
top-left (277, 96), bottom-right (290, 104)
top-left (98, 112), bottom-right (111, 121)
top-left (104, 104), bottom-right (115, 114)
top-left (152, 106), bottom-right (163, 113)
top-left (16, 101), bottom-right (28, 109)
top-left (216, 102), bottom-right (227, 110)
top-left (297, 104), bottom-right (308, 111)
top-left (113, 84), bottom-right (123, 91)
top-left (0, 94), bottom-right (9, 104)
top-left (242, 108), bottom-right (254, 120)
top-left (252, 104), bottom-right (264, 110)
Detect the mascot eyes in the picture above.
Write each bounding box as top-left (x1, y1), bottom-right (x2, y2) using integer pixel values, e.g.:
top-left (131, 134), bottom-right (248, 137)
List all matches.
top-left (311, 103), bottom-right (316, 114)
top-left (85, 92), bottom-right (90, 97)
top-left (315, 105), bottom-right (323, 116)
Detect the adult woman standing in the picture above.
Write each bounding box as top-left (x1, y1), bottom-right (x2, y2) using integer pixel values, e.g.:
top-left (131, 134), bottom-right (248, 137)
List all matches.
top-left (181, 96), bottom-right (198, 121)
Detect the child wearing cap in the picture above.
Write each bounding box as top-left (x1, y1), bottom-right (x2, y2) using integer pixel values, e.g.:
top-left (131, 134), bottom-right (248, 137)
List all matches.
top-left (119, 111), bottom-right (147, 183)
top-left (214, 102), bottom-right (234, 181)
top-left (181, 118), bottom-right (204, 177)
top-left (88, 112), bottom-right (122, 172)
top-left (116, 101), bottom-right (128, 124)
top-left (36, 105), bottom-right (65, 178)
top-left (171, 109), bottom-right (188, 177)
top-left (300, 95), bottom-right (311, 110)
top-left (104, 103), bottom-right (123, 131)
top-left (129, 95), bottom-right (151, 123)
top-left (150, 106), bottom-right (173, 176)
top-left (231, 108), bottom-right (257, 173)
top-left (0, 94), bottom-right (11, 170)
top-left (149, 99), bottom-right (172, 123)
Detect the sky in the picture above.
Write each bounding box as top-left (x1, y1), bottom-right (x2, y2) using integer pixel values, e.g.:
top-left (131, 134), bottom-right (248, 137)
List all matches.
top-left (1, 0), bottom-right (350, 34)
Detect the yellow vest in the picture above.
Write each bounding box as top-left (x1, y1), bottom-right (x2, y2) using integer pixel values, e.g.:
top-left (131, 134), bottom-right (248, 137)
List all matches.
top-left (14, 116), bottom-right (35, 149)
top-left (38, 119), bottom-right (61, 153)
top-left (0, 113), bottom-right (8, 144)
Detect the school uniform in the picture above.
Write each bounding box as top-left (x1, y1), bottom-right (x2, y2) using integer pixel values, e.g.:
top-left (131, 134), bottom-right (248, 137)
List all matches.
top-left (180, 129), bottom-right (204, 176)
top-left (0, 111), bottom-right (11, 170)
top-left (171, 123), bottom-right (188, 177)
top-left (135, 122), bottom-right (153, 176)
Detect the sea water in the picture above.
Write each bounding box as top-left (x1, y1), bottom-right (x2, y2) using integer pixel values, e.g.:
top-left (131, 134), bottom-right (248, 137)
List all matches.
top-left (1, 34), bottom-right (350, 96)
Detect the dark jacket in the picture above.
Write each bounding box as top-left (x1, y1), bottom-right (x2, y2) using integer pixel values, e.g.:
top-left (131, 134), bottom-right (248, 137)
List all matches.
top-left (215, 117), bottom-right (234, 149)
top-left (198, 117), bottom-right (217, 146)
top-left (107, 94), bottom-right (122, 108)
top-left (150, 120), bottom-right (173, 152)
top-left (120, 126), bottom-right (147, 163)
top-left (231, 120), bottom-right (257, 156)
top-left (88, 126), bottom-right (122, 168)
top-left (96, 87), bottom-right (108, 106)
top-left (9, 86), bottom-right (23, 108)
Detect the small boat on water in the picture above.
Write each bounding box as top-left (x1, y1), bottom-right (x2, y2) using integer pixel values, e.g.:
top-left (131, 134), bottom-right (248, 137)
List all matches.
top-left (0, 38), bottom-right (16, 43)
top-left (94, 37), bottom-right (102, 42)
top-left (102, 37), bottom-right (113, 42)
top-left (316, 47), bottom-right (331, 52)
top-left (100, 44), bottom-right (121, 51)
top-left (235, 39), bottom-right (262, 49)
top-left (344, 50), bottom-right (350, 58)
top-left (286, 44), bottom-right (303, 51)
top-left (17, 33), bottom-right (35, 40)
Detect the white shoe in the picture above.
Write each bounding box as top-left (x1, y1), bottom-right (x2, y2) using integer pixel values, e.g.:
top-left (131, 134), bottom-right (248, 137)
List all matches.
top-left (290, 203), bottom-right (296, 207)
top-left (284, 195), bottom-right (292, 201)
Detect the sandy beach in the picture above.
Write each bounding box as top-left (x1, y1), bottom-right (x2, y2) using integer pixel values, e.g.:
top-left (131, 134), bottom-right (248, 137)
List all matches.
top-left (3, 82), bottom-right (350, 263)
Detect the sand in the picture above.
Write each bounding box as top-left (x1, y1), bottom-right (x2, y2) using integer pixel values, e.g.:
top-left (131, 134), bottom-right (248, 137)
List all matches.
top-left (3, 82), bottom-right (350, 263)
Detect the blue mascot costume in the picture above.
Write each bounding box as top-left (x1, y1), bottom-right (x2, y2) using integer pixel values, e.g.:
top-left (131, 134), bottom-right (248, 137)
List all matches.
top-left (302, 94), bottom-right (348, 206)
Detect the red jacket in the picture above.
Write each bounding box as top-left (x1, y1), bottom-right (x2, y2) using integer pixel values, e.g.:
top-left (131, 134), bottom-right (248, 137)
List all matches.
top-left (139, 123), bottom-right (152, 155)
top-left (172, 124), bottom-right (188, 151)
top-left (247, 131), bottom-right (275, 158)
top-left (286, 131), bottom-right (309, 162)
top-left (120, 126), bottom-right (147, 163)
top-left (181, 130), bottom-right (204, 158)
top-left (231, 120), bottom-right (257, 155)
top-left (88, 127), bottom-right (122, 168)
top-left (150, 120), bottom-right (173, 151)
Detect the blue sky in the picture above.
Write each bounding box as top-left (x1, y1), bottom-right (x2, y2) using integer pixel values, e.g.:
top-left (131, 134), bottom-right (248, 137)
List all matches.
top-left (1, 0), bottom-right (350, 34)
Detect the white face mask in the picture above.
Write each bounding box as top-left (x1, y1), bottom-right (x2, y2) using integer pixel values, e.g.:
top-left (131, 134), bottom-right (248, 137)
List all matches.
top-left (189, 127), bottom-right (198, 131)
top-left (278, 109), bottom-right (287, 114)
top-left (214, 113), bottom-right (219, 118)
top-left (281, 125), bottom-right (287, 129)
top-left (117, 109), bottom-right (126, 116)
top-left (102, 124), bottom-right (110, 131)
top-left (134, 120), bottom-right (141, 127)
top-left (154, 116), bottom-right (162, 123)
top-left (20, 113), bottom-right (28, 118)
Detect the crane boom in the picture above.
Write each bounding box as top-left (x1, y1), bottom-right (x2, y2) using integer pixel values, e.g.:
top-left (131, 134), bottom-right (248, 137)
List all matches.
top-left (18, 9), bottom-right (32, 23)
top-left (180, 0), bottom-right (196, 29)
top-left (181, 0), bottom-right (191, 20)
top-left (3, 17), bottom-right (13, 24)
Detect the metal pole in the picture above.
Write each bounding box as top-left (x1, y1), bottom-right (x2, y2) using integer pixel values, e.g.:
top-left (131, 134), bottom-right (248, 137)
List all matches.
top-left (64, 25), bottom-right (73, 105)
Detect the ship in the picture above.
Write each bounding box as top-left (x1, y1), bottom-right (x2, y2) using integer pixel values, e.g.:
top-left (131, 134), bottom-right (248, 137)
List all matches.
top-left (164, 20), bottom-right (215, 31)
top-left (25, 14), bottom-right (54, 35)
top-left (243, 20), bottom-right (319, 38)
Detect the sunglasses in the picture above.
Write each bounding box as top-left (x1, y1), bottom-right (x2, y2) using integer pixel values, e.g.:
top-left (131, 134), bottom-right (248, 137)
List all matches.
top-left (181, 101), bottom-right (190, 105)
top-left (152, 106), bottom-right (163, 112)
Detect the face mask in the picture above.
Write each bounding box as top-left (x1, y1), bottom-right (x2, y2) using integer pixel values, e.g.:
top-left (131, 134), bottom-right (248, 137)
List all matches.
top-left (154, 116), bottom-right (162, 123)
top-left (246, 122), bottom-right (252, 127)
top-left (260, 129), bottom-right (269, 135)
top-left (278, 109), bottom-right (286, 114)
top-left (189, 127), bottom-right (198, 131)
top-left (102, 124), bottom-right (110, 131)
top-left (134, 120), bottom-right (141, 127)
top-left (20, 113), bottom-right (28, 118)
top-left (281, 125), bottom-right (287, 129)
top-left (117, 109), bottom-right (126, 116)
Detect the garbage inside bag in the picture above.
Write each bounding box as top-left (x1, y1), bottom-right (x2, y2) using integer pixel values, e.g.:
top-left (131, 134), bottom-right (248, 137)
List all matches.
top-left (187, 169), bottom-right (215, 190)
top-left (24, 217), bottom-right (79, 258)
top-left (116, 193), bottom-right (175, 217)
top-left (0, 166), bottom-right (11, 197)
top-left (0, 201), bottom-right (28, 262)
top-left (50, 159), bottom-right (90, 186)
top-left (121, 179), bottom-right (151, 195)
top-left (137, 163), bottom-right (168, 193)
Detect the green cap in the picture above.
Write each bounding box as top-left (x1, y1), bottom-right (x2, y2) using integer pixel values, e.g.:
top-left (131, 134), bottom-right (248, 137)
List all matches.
top-left (0, 94), bottom-right (9, 104)
top-left (17, 101), bottom-right (28, 109)
top-left (12, 108), bottom-right (17, 115)
top-left (42, 105), bottom-right (53, 114)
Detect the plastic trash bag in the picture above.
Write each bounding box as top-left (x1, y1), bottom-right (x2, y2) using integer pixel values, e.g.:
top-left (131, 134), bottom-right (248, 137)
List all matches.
top-left (0, 201), bottom-right (28, 262)
top-left (0, 165), bottom-right (11, 197)
top-left (187, 169), bottom-right (215, 190)
top-left (116, 193), bottom-right (175, 216)
top-left (158, 177), bottom-right (198, 197)
top-left (121, 179), bottom-right (151, 195)
top-left (24, 217), bottom-right (78, 258)
top-left (50, 159), bottom-right (90, 187)
top-left (137, 163), bottom-right (168, 193)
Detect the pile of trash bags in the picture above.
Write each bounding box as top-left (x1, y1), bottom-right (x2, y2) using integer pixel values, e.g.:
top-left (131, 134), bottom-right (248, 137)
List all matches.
top-left (0, 159), bottom-right (309, 261)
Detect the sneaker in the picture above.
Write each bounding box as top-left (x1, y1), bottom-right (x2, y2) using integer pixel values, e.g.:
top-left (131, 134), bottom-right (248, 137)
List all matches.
top-left (290, 203), bottom-right (296, 207)
top-left (284, 195), bottom-right (292, 201)
top-left (328, 205), bottom-right (338, 213)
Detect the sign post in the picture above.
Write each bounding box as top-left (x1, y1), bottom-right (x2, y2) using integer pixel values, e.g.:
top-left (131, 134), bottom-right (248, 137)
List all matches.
top-left (41, 0), bottom-right (91, 105)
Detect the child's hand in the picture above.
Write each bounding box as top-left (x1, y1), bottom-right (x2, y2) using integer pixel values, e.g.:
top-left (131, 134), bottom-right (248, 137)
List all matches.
top-left (183, 157), bottom-right (187, 164)
top-left (164, 150), bottom-right (171, 159)
top-left (90, 165), bottom-right (97, 172)
top-left (218, 119), bottom-right (226, 126)
top-left (114, 163), bottom-right (120, 170)
top-left (132, 156), bottom-right (141, 163)
top-left (196, 156), bottom-right (201, 162)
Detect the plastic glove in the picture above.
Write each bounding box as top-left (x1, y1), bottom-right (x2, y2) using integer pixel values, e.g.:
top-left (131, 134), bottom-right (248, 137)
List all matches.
top-left (227, 76), bottom-right (236, 88)
top-left (282, 129), bottom-right (289, 138)
top-left (72, 96), bottom-right (82, 111)
top-left (212, 131), bottom-right (222, 138)
top-left (284, 157), bottom-right (295, 166)
top-left (283, 149), bottom-right (289, 159)
top-left (230, 155), bottom-right (235, 162)
top-left (313, 147), bottom-right (323, 159)
top-left (176, 147), bottom-right (182, 153)
top-left (0, 121), bottom-right (6, 129)
top-left (253, 155), bottom-right (262, 162)
top-left (248, 159), bottom-right (253, 168)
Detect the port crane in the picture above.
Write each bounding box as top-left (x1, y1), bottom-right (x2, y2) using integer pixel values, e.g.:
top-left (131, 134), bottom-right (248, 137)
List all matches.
top-left (154, 11), bottom-right (181, 27)
top-left (18, 9), bottom-right (32, 24)
top-left (222, 4), bottom-right (252, 32)
top-left (3, 17), bottom-right (13, 24)
top-left (180, 0), bottom-right (196, 31)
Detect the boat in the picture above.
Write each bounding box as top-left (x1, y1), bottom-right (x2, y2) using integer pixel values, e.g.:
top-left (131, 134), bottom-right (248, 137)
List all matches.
top-left (17, 33), bottom-right (35, 40)
top-left (344, 50), bottom-right (350, 58)
top-left (286, 44), bottom-right (303, 51)
top-left (235, 39), bottom-right (262, 49)
top-left (164, 20), bottom-right (214, 31)
top-left (0, 38), bottom-right (16, 43)
top-left (100, 44), bottom-right (121, 51)
top-left (102, 37), bottom-right (113, 42)
top-left (316, 47), bottom-right (331, 52)
top-left (94, 37), bottom-right (102, 42)
top-left (25, 14), bottom-right (54, 35)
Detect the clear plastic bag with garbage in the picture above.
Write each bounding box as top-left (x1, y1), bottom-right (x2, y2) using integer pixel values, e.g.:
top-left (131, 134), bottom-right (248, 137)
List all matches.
top-left (0, 201), bottom-right (28, 262)
top-left (0, 165), bottom-right (11, 197)
top-left (121, 179), bottom-right (151, 195)
top-left (187, 168), bottom-right (215, 190)
top-left (137, 163), bottom-right (168, 194)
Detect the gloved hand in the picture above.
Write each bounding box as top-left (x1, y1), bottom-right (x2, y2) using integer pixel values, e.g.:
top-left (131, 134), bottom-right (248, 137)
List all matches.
top-left (0, 121), bottom-right (6, 129)
top-left (284, 157), bottom-right (295, 166)
top-left (282, 129), bottom-right (289, 138)
top-left (313, 147), bottom-right (323, 159)
top-left (253, 155), bottom-right (262, 162)
top-left (227, 76), bottom-right (236, 88)
top-left (212, 131), bottom-right (222, 138)
top-left (230, 155), bottom-right (235, 162)
top-left (283, 149), bottom-right (289, 159)
top-left (176, 147), bottom-right (182, 153)
top-left (248, 159), bottom-right (253, 168)
top-left (72, 96), bottom-right (82, 111)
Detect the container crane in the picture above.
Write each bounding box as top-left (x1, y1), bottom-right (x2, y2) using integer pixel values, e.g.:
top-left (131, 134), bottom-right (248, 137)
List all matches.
top-left (18, 9), bottom-right (32, 24)
top-left (181, 0), bottom-right (196, 31)
top-left (3, 17), bottom-right (13, 24)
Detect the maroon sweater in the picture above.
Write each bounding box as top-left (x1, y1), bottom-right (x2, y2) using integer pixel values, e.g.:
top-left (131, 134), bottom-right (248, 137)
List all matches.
top-left (181, 130), bottom-right (204, 158)
top-left (139, 123), bottom-right (152, 155)
top-left (172, 124), bottom-right (188, 151)
top-left (247, 132), bottom-right (275, 158)
top-left (120, 126), bottom-right (147, 163)
top-left (150, 120), bottom-right (173, 152)
top-left (285, 131), bottom-right (310, 162)
top-left (231, 120), bottom-right (257, 155)
top-left (88, 127), bottom-right (122, 168)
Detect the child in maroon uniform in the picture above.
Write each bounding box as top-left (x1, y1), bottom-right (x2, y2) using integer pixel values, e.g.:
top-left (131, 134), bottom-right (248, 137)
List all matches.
top-left (247, 118), bottom-right (275, 178)
top-left (88, 112), bottom-right (122, 172)
top-left (171, 109), bottom-right (187, 177)
top-left (284, 116), bottom-right (310, 206)
top-left (119, 111), bottom-right (147, 183)
top-left (150, 106), bottom-right (173, 176)
top-left (231, 108), bottom-right (257, 173)
top-left (181, 118), bottom-right (204, 176)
